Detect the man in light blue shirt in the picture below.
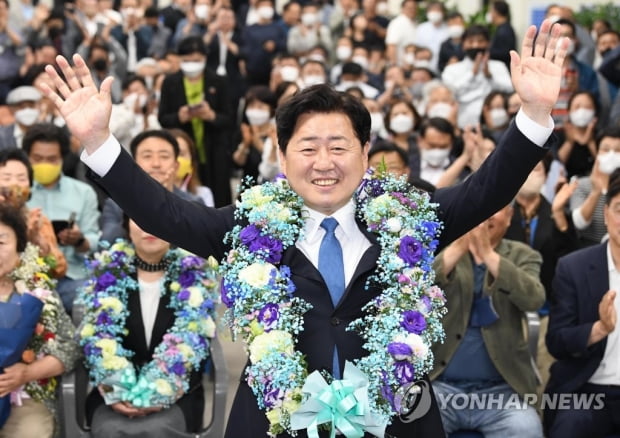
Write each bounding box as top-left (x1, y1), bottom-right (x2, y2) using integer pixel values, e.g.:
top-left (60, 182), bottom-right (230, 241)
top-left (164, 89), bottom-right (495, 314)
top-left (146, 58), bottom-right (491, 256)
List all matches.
top-left (24, 123), bottom-right (100, 313)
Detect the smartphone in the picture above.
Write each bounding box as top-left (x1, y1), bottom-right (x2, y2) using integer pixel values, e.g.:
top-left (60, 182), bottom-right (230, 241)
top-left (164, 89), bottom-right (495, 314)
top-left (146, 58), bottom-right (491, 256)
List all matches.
top-left (67, 212), bottom-right (77, 229)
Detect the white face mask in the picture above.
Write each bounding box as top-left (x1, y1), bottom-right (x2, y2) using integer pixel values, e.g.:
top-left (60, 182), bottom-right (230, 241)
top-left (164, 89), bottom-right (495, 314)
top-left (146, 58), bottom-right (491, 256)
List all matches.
top-left (565, 39), bottom-right (575, 56)
top-left (245, 108), bottom-right (271, 126)
top-left (390, 114), bottom-right (414, 134)
top-left (598, 151), bottom-right (620, 175)
top-left (447, 24), bottom-right (464, 39)
top-left (421, 148), bottom-right (450, 167)
top-left (569, 108), bottom-right (595, 128)
top-left (426, 11), bottom-right (443, 24)
top-left (414, 60), bottom-right (431, 69)
top-left (370, 112), bottom-right (384, 134)
top-left (485, 11), bottom-right (493, 24)
top-left (302, 75), bottom-right (325, 88)
top-left (123, 92), bottom-right (148, 110)
top-left (403, 53), bottom-right (415, 65)
top-left (518, 172), bottom-right (545, 197)
top-left (352, 55), bottom-right (368, 70)
top-left (194, 4), bottom-right (209, 20)
top-left (426, 102), bottom-right (453, 119)
top-left (180, 61), bottom-right (205, 78)
top-left (301, 12), bottom-right (318, 26)
top-left (257, 6), bottom-right (274, 20)
top-left (489, 107), bottom-right (509, 127)
top-left (279, 66), bottom-right (299, 82)
top-left (376, 2), bottom-right (388, 16)
top-left (336, 45), bottom-right (352, 61)
top-left (14, 108), bottom-right (40, 126)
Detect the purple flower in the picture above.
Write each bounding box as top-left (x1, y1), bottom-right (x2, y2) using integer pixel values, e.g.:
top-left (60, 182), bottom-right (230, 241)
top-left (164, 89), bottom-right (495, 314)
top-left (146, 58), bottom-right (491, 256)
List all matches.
top-left (258, 303), bottom-right (279, 331)
top-left (398, 236), bottom-right (423, 266)
top-left (387, 342), bottom-right (412, 358)
top-left (171, 362), bottom-right (185, 375)
top-left (401, 310), bottom-right (427, 334)
top-left (179, 271), bottom-right (196, 288)
top-left (181, 255), bottom-right (202, 270)
top-left (221, 282), bottom-right (233, 307)
top-left (178, 289), bottom-right (190, 300)
top-left (263, 385), bottom-right (284, 408)
top-left (95, 272), bottom-right (117, 291)
top-left (240, 225), bottom-right (261, 246)
top-left (420, 296), bottom-right (432, 314)
top-left (96, 311), bottom-right (112, 325)
top-left (381, 384), bottom-right (395, 409)
top-left (248, 235), bottom-right (283, 264)
top-left (393, 361), bottom-right (415, 384)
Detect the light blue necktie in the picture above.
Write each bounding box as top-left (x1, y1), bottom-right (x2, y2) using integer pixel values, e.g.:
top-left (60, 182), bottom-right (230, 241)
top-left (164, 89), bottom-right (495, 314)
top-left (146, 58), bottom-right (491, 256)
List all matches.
top-left (318, 217), bottom-right (345, 379)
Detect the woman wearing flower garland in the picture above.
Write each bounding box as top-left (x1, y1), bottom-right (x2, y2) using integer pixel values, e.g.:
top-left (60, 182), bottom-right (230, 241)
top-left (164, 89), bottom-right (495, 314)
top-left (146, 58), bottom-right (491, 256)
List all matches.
top-left (78, 218), bottom-right (219, 437)
top-left (0, 205), bottom-right (78, 438)
top-left (45, 20), bottom-right (567, 438)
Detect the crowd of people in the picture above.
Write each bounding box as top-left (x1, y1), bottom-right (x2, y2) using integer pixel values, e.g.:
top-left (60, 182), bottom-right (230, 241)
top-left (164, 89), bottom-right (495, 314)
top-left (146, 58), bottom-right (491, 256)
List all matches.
top-left (0, 0), bottom-right (619, 436)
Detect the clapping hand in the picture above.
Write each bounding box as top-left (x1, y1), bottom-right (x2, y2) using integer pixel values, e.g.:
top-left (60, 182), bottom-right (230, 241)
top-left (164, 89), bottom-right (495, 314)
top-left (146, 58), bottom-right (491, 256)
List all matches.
top-left (40, 54), bottom-right (113, 155)
top-left (510, 19), bottom-right (568, 125)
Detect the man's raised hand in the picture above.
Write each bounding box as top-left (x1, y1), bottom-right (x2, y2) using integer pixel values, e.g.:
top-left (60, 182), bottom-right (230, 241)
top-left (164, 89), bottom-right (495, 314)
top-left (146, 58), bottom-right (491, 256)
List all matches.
top-left (510, 19), bottom-right (568, 126)
top-left (39, 54), bottom-right (113, 155)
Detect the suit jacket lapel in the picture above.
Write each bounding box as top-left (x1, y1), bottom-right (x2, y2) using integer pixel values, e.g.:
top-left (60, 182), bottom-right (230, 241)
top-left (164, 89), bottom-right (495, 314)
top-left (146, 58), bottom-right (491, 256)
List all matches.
top-left (586, 243), bottom-right (609, 304)
top-left (126, 285), bottom-right (149, 359)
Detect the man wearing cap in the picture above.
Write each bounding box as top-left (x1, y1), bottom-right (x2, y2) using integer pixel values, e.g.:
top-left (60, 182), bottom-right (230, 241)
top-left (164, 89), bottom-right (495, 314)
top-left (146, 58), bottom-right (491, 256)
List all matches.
top-left (0, 86), bottom-right (43, 149)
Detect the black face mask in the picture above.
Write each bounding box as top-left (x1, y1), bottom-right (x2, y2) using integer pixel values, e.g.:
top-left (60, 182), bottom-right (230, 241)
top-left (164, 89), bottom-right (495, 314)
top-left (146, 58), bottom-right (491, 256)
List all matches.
top-left (465, 47), bottom-right (487, 60)
top-left (601, 48), bottom-right (613, 58)
top-left (92, 58), bottom-right (108, 72)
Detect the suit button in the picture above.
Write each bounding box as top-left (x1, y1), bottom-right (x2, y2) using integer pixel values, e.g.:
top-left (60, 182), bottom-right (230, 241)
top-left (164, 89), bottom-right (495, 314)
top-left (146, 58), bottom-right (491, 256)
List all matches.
top-left (440, 360), bottom-right (447, 366)
top-left (331, 317), bottom-right (341, 326)
top-left (456, 333), bottom-right (462, 340)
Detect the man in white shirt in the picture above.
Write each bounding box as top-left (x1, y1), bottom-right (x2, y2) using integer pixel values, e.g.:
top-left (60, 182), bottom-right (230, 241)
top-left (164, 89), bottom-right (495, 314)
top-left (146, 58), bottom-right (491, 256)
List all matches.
top-left (41, 20), bottom-right (567, 438)
top-left (385, 0), bottom-right (417, 65)
top-left (413, 1), bottom-right (449, 72)
top-left (545, 173), bottom-right (620, 437)
top-left (442, 25), bottom-right (513, 129)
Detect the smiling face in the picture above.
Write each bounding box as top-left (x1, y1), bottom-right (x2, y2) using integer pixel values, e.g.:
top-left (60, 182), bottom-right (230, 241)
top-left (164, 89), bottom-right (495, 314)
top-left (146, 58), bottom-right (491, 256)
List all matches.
top-left (278, 112), bottom-right (369, 216)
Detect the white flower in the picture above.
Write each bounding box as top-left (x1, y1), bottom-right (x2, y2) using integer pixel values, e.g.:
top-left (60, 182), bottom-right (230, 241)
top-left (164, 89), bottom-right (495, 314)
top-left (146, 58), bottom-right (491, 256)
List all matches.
top-left (204, 317), bottom-right (216, 338)
top-left (249, 330), bottom-right (294, 363)
top-left (239, 263), bottom-right (276, 288)
top-left (405, 333), bottom-right (428, 359)
top-left (154, 379), bottom-right (174, 396)
top-left (187, 286), bottom-right (204, 307)
top-left (276, 206), bottom-right (292, 222)
top-left (242, 185), bottom-right (274, 208)
top-left (386, 217), bottom-right (402, 233)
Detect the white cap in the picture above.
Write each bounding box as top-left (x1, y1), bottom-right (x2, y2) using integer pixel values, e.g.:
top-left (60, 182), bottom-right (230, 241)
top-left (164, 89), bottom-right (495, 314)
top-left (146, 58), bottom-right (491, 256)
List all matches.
top-left (6, 86), bottom-right (42, 105)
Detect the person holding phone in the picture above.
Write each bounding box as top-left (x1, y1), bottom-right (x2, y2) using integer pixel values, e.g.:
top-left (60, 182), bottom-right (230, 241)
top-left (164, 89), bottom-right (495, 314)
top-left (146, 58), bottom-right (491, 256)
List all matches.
top-left (23, 123), bottom-right (100, 314)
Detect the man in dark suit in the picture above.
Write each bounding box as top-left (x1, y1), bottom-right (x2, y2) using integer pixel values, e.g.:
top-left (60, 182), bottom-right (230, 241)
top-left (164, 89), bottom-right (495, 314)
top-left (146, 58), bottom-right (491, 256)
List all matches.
top-left (545, 171), bottom-right (620, 437)
top-left (488, 1), bottom-right (516, 69)
top-left (42, 19), bottom-right (567, 438)
top-left (157, 36), bottom-right (233, 207)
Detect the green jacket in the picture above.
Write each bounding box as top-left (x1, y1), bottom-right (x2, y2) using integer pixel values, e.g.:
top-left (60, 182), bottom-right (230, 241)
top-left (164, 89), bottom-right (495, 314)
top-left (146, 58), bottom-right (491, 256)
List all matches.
top-left (430, 239), bottom-right (545, 397)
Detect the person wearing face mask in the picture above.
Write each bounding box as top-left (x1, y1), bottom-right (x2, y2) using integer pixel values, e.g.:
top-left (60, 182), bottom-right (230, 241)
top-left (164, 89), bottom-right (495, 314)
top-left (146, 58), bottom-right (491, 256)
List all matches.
top-left (557, 91), bottom-right (599, 180)
top-left (233, 86), bottom-right (279, 183)
top-left (505, 157), bottom-right (578, 392)
top-left (414, 1), bottom-right (449, 72)
top-left (22, 123), bottom-right (100, 313)
top-left (0, 148), bottom-right (68, 279)
top-left (0, 86), bottom-right (43, 150)
top-left (172, 0), bottom-right (212, 48)
top-left (384, 99), bottom-right (421, 174)
top-left (335, 61), bottom-right (379, 98)
top-left (487, 1), bottom-right (516, 70)
top-left (550, 19), bottom-right (599, 131)
top-left (362, 97), bottom-right (388, 145)
top-left (360, 0), bottom-right (388, 51)
top-left (298, 59), bottom-right (327, 89)
top-left (109, 0), bottom-right (149, 73)
top-left (241, 0), bottom-right (287, 86)
top-left (442, 25), bottom-right (513, 129)
top-left (78, 40), bottom-right (125, 103)
top-left (329, 36), bottom-right (353, 83)
top-left (158, 36), bottom-right (233, 207)
top-left (287, 2), bottom-right (332, 59)
top-left (437, 11), bottom-right (466, 73)
top-left (570, 127), bottom-right (620, 248)
top-left (416, 117), bottom-right (456, 186)
top-left (377, 64), bottom-right (413, 108)
top-left (480, 91), bottom-right (510, 143)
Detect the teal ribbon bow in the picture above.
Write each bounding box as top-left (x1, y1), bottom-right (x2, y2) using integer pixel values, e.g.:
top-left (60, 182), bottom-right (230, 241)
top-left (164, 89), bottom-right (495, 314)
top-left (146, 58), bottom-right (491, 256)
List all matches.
top-left (290, 361), bottom-right (388, 438)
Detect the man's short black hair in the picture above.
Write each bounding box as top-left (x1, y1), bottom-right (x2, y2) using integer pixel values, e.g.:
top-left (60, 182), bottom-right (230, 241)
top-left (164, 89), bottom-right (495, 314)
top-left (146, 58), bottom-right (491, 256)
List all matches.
top-left (607, 168), bottom-right (620, 205)
top-left (492, 1), bottom-right (510, 19)
top-left (0, 204), bottom-right (28, 252)
top-left (597, 126), bottom-right (620, 151)
top-left (341, 62), bottom-right (364, 76)
top-left (462, 25), bottom-right (490, 42)
top-left (129, 130), bottom-right (180, 158)
top-left (555, 18), bottom-right (576, 38)
top-left (22, 123), bottom-right (70, 157)
top-left (420, 117), bottom-right (456, 141)
top-left (368, 140), bottom-right (410, 167)
top-left (275, 84), bottom-right (370, 152)
top-left (144, 6), bottom-right (159, 18)
top-left (0, 148), bottom-right (33, 187)
top-left (122, 74), bottom-right (147, 91)
top-left (177, 36), bottom-right (207, 56)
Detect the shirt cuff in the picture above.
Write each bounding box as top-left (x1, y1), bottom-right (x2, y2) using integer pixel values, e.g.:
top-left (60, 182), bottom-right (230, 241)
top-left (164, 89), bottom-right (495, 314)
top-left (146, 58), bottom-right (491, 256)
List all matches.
top-left (514, 109), bottom-right (554, 147)
top-left (80, 134), bottom-right (122, 177)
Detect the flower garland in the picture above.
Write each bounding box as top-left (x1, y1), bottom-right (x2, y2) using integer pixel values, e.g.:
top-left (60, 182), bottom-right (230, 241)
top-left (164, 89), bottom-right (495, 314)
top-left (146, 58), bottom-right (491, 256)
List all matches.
top-left (11, 242), bottom-right (61, 402)
top-left (78, 241), bottom-right (220, 408)
top-left (220, 171), bottom-right (447, 437)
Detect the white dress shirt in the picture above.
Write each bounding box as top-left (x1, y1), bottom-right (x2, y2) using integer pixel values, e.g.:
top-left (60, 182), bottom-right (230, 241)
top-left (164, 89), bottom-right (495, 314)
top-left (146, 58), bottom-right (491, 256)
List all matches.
top-left (297, 200), bottom-right (372, 287)
top-left (588, 243), bottom-right (620, 385)
top-left (138, 278), bottom-right (162, 348)
top-left (441, 57), bottom-right (514, 128)
top-left (385, 14), bottom-right (417, 64)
